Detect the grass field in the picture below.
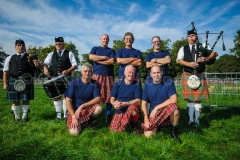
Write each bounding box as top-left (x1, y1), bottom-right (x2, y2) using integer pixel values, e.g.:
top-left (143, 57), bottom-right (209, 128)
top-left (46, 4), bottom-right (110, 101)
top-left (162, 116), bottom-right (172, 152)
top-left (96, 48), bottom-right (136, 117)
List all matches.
top-left (0, 84), bottom-right (240, 160)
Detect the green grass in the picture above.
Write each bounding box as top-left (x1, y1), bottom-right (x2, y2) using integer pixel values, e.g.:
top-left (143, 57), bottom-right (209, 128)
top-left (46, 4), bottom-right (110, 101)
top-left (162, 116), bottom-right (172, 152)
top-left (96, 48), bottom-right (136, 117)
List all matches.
top-left (0, 84), bottom-right (240, 160)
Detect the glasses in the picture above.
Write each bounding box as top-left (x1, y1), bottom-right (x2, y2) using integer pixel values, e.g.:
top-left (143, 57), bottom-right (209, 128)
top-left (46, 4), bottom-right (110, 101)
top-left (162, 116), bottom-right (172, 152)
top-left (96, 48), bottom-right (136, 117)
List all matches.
top-left (152, 41), bottom-right (160, 44)
top-left (17, 44), bottom-right (25, 47)
top-left (55, 43), bottom-right (62, 46)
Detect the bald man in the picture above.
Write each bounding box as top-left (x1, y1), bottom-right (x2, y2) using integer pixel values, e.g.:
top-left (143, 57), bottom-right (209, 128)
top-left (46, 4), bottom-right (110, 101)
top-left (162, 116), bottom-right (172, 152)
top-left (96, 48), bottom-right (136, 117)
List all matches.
top-left (89, 34), bottom-right (116, 123)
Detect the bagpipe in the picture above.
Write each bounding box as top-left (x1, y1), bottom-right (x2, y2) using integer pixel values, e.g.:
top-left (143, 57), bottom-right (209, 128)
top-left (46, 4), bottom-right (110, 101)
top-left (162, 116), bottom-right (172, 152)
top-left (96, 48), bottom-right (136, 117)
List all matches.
top-left (191, 21), bottom-right (225, 66)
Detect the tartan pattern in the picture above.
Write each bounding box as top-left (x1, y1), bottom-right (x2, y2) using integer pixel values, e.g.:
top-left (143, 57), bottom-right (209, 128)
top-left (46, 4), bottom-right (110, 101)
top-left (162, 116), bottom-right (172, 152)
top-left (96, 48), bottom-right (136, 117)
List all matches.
top-left (110, 104), bottom-right (140, 132)
top-left (92, 74), bottom-right (115, 103)
top-left (7, 77), bottom-right (34, 101)
top-left (67, 104), bottom-right (99, 129)
top-left (181, 72), bottom-right (209, 101)
top-left (142, 103), bottom-right (180, 131)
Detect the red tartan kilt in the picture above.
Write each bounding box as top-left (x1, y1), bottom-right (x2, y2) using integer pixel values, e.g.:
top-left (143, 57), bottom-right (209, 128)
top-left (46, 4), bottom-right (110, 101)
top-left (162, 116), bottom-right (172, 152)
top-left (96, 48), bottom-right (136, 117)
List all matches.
top-left (67, 104), bottom-right (99, 129)
top-left (92, 74), bottom-right (115, 103)
top-left (181, 72), bottom-right (209, 101)
top-left (142, 103), bottom-right (180, 131)
top-left (110, 104), bottom-right (139, 132)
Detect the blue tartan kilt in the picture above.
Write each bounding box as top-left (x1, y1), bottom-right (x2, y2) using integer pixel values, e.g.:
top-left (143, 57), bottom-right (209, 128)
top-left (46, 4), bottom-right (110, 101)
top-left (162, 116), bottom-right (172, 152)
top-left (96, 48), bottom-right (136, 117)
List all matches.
top-left (7, 77), bottom-right (34, 101)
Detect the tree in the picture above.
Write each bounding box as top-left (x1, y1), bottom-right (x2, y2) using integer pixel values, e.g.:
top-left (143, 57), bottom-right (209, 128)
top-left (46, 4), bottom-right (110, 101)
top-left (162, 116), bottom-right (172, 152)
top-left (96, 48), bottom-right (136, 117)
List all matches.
top-left (207, 54), bottom-right (240, 72)
top-left (229, 30), bottom-right (240, 59)
top-left (80, 54), bottom-right (92, 66)
top-left (0, 46), bottom-right (9, 70)
top-left (169, 38), bottom-right (188, 78)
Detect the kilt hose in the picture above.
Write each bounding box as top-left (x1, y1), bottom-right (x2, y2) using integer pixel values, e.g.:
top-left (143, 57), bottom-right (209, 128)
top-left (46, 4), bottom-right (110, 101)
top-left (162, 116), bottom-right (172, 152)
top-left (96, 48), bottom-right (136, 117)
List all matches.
top-left (142, 103), bottom-right (180, 131)
top-left (181, 72), bottom-right (209, 102)
top-left (110, 104), bottom-right (140, 132)
top-left (7, 77), bottom-right (34, 101)
top-left (92, 74), bottom-right (115, 103)
top-left (67, 104), bottom-right (99, 129)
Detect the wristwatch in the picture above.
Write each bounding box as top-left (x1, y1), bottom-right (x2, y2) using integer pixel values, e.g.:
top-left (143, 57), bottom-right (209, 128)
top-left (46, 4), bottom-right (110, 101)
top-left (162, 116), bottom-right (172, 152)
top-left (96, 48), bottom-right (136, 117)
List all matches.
top-left (154, 58), bottom-right (157, 63)
top-left (205, 57), bottom-right (209, 62)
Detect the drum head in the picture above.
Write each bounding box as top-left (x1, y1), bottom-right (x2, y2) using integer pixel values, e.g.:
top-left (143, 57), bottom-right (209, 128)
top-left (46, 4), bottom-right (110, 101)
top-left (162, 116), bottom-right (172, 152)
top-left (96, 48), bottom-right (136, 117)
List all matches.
top-left (14, 79), bottom-right (26, 92)
top-left (187, 75), bottom-right (201, 89)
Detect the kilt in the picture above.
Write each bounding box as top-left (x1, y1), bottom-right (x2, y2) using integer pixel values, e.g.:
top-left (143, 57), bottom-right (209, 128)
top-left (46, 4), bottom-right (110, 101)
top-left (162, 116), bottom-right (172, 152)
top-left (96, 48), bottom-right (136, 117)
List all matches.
top-left (110, 104), bottom-right (140, 132)
top-left (7, 77), bottom-right (34, 101)
top-left (92, 74), bottom-right (114, 103)
top-left (142, 103), bottom-right (180, 131)
top-left (67, 104), bottom-right (99, 129)
top-left (181, 72), bottom-right (209, 101)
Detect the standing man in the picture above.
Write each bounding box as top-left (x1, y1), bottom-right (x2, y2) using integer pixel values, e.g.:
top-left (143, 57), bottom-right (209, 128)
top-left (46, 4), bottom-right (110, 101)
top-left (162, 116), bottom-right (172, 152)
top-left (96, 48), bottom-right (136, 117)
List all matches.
top-left (116, 32), bottom-right (142, 80)
top-left (176, 29), bottom-right (218, 126)
top-left (64, 63), bottom-right (102, 136)
top-left (110, 65), bottom-right (142, 132)
top-left (3, 39), bottom-right (41, 122)
top-left (142, 66), bottom-right (181, 141)
top-left (43, 37), bottom-right (77, 120)
top-left (89, 34), bottom-right (115, 122)
top-left (146, 36), bottom-right (171, 80)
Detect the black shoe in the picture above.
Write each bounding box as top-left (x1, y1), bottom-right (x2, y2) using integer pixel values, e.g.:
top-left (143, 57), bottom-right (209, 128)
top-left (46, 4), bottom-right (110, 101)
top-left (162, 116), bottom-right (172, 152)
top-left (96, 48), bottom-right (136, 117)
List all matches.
top-left (171, 125), bottom-right (181, 143)
top-left (22, 118), bottom-right (29, 123)
top-left (131, 120), bottom-right (143, 135)
top-left (106, 114), bottom-right (112, 123)
top-left (186, 121), bottom-right (194, 127)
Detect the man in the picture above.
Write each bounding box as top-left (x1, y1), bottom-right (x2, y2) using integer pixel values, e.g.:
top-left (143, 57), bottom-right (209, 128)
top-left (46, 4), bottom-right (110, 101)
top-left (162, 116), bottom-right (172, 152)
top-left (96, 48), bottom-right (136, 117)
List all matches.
top-left (43, 37), bottom-right (77, 120)
top-left (142, 66), bottom-right (181, 141)
top-left (89, 34), bottom-right (115, 123)
top-left (176, 29), bottom-right (218, 126)
top-left (110, 65), bottom-right (142, 132)
top-left (116, 32), bottom-right (142, 80)
top-left (146, 36), bottom-right (171, 80)
top-left (64, 63), bottom-right (102, 136)
top-left (3, 39), bottom-right (41, 122)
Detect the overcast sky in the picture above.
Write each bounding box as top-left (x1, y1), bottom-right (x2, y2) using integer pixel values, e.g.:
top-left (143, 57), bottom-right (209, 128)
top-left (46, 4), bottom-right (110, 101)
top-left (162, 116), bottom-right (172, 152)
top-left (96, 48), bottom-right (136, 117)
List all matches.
top-left (0, 0), bottom-right (239, 59)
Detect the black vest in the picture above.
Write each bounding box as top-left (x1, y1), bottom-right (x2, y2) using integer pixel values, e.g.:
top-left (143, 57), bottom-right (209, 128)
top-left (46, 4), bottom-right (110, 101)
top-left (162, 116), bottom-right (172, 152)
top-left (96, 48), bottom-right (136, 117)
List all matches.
top-left (8, 54), bottom-right (33, 77)
top-left (51, 50), bottom-right (72, 76)
top-left (183, 45), bottom-right (206, 73)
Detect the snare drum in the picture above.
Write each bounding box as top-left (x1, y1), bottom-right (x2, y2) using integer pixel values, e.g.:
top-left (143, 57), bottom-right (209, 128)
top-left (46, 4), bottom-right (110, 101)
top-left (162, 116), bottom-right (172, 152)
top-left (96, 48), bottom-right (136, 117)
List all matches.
top-left (43, 75), bottom-right (69, 99)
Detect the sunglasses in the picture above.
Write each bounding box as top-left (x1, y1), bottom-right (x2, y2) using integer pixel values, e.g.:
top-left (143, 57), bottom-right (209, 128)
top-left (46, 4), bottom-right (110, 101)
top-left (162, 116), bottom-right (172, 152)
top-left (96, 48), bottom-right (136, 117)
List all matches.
top-left (17, 44), bottom-right (25, 47)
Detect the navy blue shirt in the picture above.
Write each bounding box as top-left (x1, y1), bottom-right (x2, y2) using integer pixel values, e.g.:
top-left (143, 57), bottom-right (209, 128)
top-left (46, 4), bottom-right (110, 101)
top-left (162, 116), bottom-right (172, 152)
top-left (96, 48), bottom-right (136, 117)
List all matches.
top-left (142, 78), bottom-right (176, 113)
top-left (110, 80), bottom-right (142, 113)
top-left (90, 46), bottom-right (115, 76)
top-left (116, 48), bottom-right (142, 79)
top-left (64, 78), bottom-right (100, 111)
top-left (146, 50), bottom-right (170, 79)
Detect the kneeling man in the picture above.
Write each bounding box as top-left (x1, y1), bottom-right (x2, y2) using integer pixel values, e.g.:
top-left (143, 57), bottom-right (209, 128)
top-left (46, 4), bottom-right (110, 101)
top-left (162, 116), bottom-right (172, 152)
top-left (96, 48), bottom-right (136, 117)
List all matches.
top-left (142, 66), bottom-right (181, 141)
top-left (64, 63), bottom-right (102, 135)
top-left (110, 65), bottom-right (142, 132)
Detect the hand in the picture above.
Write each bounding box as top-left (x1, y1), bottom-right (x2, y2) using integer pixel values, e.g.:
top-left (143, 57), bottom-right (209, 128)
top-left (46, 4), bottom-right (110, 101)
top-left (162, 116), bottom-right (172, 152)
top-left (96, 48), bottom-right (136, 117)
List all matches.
top-left (3, 84), bottom-right (8, 90)
top-left (189, 62), bottom-right (199, 69)
top-left (197, 57), bottom-right (205, 63)
top-left (33, 60), bottom-right (40, 67)
top-left (104, 56), bottom-right (110, 61)
top-left (131, 57), bottom-right (137, 62)
top-left (113, 100), bottom-right (122, 110)
top-left (149, 108), bottom-right (158, 119)
top-left (62, 70), bottom-right (70, 75)
top-left (144, 121), bottom-right (150, 129)
top-left (164, 56), bottom-right (171, 64)
top-left (43, 68), bottom-right (49, 76)
top-left (71, 117), bottom-right (80, 129)
top-left (74, 106), bottom-right (83, 119)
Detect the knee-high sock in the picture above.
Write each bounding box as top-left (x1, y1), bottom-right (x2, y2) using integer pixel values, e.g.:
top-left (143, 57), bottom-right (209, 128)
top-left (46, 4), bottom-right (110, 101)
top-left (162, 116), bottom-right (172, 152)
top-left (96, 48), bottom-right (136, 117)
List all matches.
top-left (54, 101), bottom-right (63, 118)
top-left (187, 102), bottom-right (194, 122)
top-left (194, 103), bottom-right (202, 123)
top-left (62, 99), bottom-right (67, 118)
top-left (106, 103), bottom-right (112, 115)
top-left (22, 105), bottom-right (30, 119)
top-left (12, 106), bottom-right (21, 119)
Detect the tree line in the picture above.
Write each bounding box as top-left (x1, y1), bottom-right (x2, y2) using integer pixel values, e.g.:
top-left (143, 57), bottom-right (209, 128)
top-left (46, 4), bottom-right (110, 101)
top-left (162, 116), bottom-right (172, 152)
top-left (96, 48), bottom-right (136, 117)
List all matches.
top-left (0, 30), bottom-right (240, 80)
